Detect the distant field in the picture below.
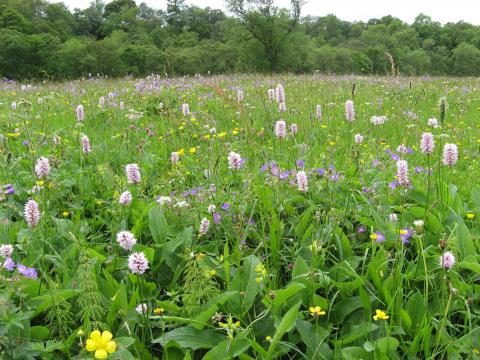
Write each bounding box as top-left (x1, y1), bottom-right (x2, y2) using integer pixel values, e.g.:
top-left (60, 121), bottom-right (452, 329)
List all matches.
top-left (0, 74), bottom-right (479, 359)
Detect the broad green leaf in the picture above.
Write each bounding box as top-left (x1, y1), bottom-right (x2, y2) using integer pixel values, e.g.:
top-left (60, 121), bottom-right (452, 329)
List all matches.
top-left (266, 302), bottom-right (301, 359)
top-left (149, 207), bottom-right (168, 245)
top-left (152, 326), bottom-right (224, 350)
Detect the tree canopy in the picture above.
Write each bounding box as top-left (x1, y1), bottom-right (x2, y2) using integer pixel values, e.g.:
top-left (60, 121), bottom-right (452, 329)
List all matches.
top-left (1, 0), bottom-right (480, 79)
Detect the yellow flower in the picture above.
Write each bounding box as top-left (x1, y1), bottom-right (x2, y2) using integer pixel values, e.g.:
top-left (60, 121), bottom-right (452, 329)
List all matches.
top-left (309, 306), bottom-right (326, 317)
top-left (85, 330), bottom-right (116, 359)
top-left (177, 148), bottom-right (185, 156)
top-left (189, 147), bottom-right (197, 154)
top-left (36, 180), bottom-right (45, 187)
top-left (373, 309), bottom-right (389, 320)
top-left (370, 233), bottom-right (378, 240)
top-left (466, 213), bottom-right (475, 219)
top-left (62, 211), bottom-right (69, 217)
top-left (218, 132), bottom-right (227, 138)
top-left (154, 307), bottom-right (164, 316)
top-left (7, 133), bottom-right (20, 138)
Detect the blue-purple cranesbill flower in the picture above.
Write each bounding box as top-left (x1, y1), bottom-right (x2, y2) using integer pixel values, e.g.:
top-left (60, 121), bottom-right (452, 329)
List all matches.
top-left (399, 228), bottom-right (413, 244)
top-left (279, 170), bottom-right (290, 180)
top-left (2, 258), bottom-right (15, 271)
top-left (315, 168), bottom-right (326, 176)
top-left (357, 226), bottom-right (366, 233)
top-left (3, 184), bottom-right (14, 195)
top-left (221, 203), bottom-right (230, 211)
top-left (213, 212), bottom-right (222, 224)
top-left (389, 180), bottom-right (398, 190)
top-left (414, 166), bottom-right (424, 174)
top-left (22, 140), bottom-right (29, 146)
top-left (296, 159), bottom-right (305, 168)
top-left (17, 264), bottom-right (38, 279)
top-left (371, 231), bottom-right (385, 242)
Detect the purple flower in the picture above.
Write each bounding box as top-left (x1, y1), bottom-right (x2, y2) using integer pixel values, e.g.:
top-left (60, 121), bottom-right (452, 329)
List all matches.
top-left (279, 170), bottom-right (290, 180)
top-left (315, 168), bottom-right (326, 176)
top-left (414, 166), bottom-right (424, 174)
top-left (390, 153), bottom-right (400, 161)
top-left (389, 180), bottom-right (398, 189)
top-left (260, 163), bottom-right (269, 172)
top-left (372, 159), bottom-right (380, 167)
top-left (400, 228), bottom-right (413, 244)
top-left (296, 159), bottom-right (305, 168)
top-left (357, 226), bottom-right (366, 233)
top-left (22, 140), bottom-right (29, 146)
top-left (373, 231), bottom-right (385, 242)
top-left (221, 203), bottom-right (230, 211)
top-left (3, 258), bottom-right (15, 271)
top-left (213, 212), bottom-right (222, 224)
top-left (17, 264), bottom-right (38, 279)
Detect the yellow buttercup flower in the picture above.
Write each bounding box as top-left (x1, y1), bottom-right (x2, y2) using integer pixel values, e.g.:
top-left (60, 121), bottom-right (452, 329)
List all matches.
top-left (466, 213), bottom-right (475, 219)
top-left (189, 147), bottom-right (197, 154)
top-left (309, 306), bottom-right (326, 317)
top-left (154, 307), bottom-right (164, 316)
top-left (85, 330), bottom-right (116, 359)
top-left (373, 309), bottom-right (389, 320)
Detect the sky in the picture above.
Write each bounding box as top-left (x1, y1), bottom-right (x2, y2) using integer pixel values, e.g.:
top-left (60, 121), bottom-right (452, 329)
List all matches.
top-left (52, 0), bottom-right (480, 25)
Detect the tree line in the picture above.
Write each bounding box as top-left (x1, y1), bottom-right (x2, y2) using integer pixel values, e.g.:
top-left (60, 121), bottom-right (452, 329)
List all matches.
top-left (1, 0), bottom-right (480, 79)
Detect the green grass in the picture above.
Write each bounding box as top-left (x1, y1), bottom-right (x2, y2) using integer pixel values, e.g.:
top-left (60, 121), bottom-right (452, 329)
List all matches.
top-left (0, 74), bottom-right (479, 359)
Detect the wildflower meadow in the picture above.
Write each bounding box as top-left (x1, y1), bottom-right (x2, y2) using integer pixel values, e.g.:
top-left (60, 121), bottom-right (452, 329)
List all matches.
top-left (0, 74), bottom-right (479, 359)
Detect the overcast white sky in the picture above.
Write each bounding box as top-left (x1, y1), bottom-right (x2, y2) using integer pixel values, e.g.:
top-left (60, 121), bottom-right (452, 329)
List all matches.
top-left (52, 0), bottom-right (480, 25)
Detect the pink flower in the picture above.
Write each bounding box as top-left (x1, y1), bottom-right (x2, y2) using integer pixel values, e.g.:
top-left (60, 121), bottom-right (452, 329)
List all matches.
top-left (0, 244), bottom-right (13, 258)
top-left (24, 199), bottom-right (40, 228)
top-left (35, 157), bottom-right (50, 177)
top-left (125, 164), bottom-right (141, 184)
top-left (170, 152), bottom-right (180, 164)
top-left (275, 120), bottom-right (287, 138)
top-left (354, 134), bottom-right (363, 144)
top-left (345, 100), bottom-right (355, 122)
top-left (442, 143), bottom-right (458, 166)
top-left (228, 151), bottom-right (243, 170)
top-left (116, 231), bottom-right (137, 250)
top-left (81, 135), bottom-right (91, 154)
top-left (275, 84), bottom-right (285, 103)
top-left (316, 104), bottom-right (322, 120)
top-left (428, 118), bottom-right (438, 127)
top-left (237, 90), bottom-right (244, 102)
top-left (371, 115), bottom-right (387, 125)
top-left (420, 132), bottom-right (435, 155)
top-left (278, 101), bottom-right (286, 112)
top-left (290, 123), bottom-right (298, 135)
top-left (119, 191), bottom-right (132, 205)
top-left (208, 204), bottom-right (216, 213)
top-left (440, 251), bottom-right (455, 270)
top-left (128, 252), bottom-right (149, 274)
top-left (182, 103), bottom-right (190, 116)
top-left (198, 217), bottom-right (210, 236)
top-left (396, 160), bottom-right (409, 186)
top-left (296, 171), bottom-right (308, 192)
top-left (76, 105), bottom-right (84, 122)
top-left (99, 96), bottom-right (105, 108)
top-left (267, 89), bottom-right (275, 101)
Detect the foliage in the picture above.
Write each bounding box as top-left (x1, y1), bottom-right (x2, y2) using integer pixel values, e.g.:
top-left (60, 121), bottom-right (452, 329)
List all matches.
top-left (0, 1), bottom-right (480, 78)
top-left (0, 73), bottom-right (480, 359)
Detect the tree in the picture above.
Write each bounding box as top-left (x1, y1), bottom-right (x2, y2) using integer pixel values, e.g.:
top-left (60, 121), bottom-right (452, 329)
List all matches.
top-left (225, 0), bottom-right (305, 70)
top-left (452, 42), bottom-right (480, 76)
